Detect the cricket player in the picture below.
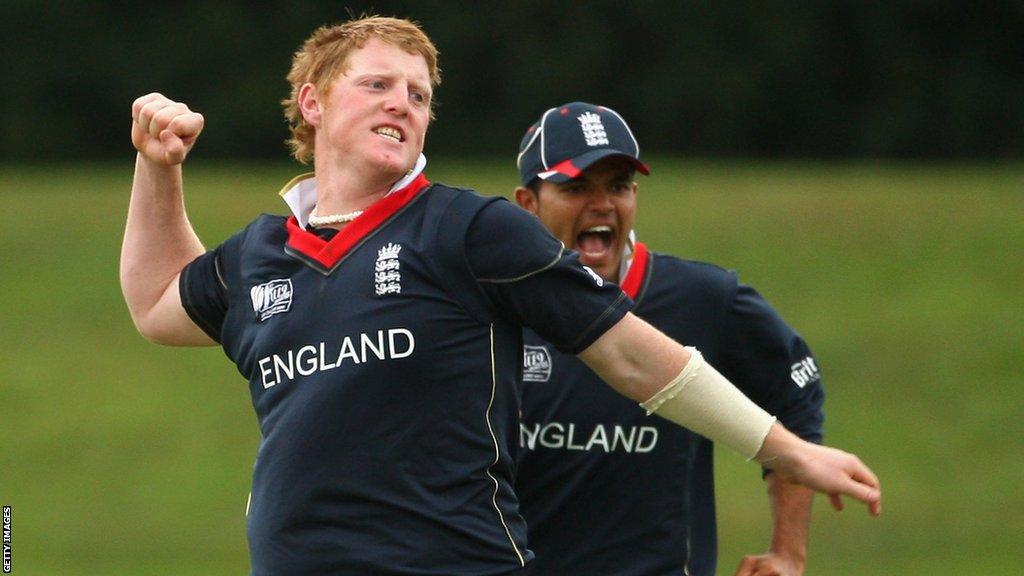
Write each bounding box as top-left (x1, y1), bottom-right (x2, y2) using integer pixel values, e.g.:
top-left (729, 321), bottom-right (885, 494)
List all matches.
top-left (514, 102), bottom-right (832, 576)
top-left (120, 16), bottom-right (880, 576)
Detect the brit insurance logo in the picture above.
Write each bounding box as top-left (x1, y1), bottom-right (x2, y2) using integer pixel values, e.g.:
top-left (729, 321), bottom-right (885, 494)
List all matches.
top-left (250, 278), bottom-right (293, 321)
top-left (375, 242), bottom-right (402, 295)
top-left (790, 356), bottom-right (821, 388)
top-left (523, 345), bottom-right (553, 382)
top-left (578, 111), bottom-right (609, 147)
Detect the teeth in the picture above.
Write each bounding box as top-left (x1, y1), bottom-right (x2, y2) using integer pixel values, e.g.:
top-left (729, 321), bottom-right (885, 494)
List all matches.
top-left (375, 127), bottom-right (402, 142)
top-left (584, 225), bottom-right (612, 233)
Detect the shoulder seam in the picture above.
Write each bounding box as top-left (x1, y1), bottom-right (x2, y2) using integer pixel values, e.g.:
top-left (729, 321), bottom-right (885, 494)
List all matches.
top-left (564, 291), bottom-right (630, 352)
top-left (476, 243), bottom-right (565, 283)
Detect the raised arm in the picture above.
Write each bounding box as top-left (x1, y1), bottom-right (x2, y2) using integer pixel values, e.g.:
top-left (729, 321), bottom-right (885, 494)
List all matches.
top-left (120, 93), bottom-right (214, 346)
top-left (578, 313), bottom-right (881, 516)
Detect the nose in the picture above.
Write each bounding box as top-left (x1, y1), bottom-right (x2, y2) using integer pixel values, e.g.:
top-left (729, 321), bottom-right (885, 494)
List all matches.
top-left (588, 187), bottom-right (615, 212)
top-left (384, 83), bottom-right (410, 116)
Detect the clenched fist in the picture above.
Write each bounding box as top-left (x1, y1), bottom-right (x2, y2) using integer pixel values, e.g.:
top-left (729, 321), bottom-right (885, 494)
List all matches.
top-left (131, 93), bottom-right (204, 165)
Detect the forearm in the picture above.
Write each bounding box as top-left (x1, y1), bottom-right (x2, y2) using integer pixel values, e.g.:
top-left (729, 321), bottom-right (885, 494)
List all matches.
top-left (766, 472), bottom-right (814, 569)
top-left (120, 153), bottom-right (205, 330)
top-left (579, 314), bottom-right (774, 458)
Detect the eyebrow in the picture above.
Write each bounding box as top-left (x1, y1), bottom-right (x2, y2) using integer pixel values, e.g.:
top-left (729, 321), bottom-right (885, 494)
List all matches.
top-left (350, 72), bottom-right (431, 95)
top-left (351, 70), bottom-right (429, 83)
top-left (408, 79), bottom-right (432, 95)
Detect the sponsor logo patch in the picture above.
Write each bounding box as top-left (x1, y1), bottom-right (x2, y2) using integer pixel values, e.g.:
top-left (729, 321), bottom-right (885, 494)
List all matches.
top-left (582, 265), bottom-right (604, 287)
top-left (790, 356), bottom-right (820, 388)
top-left (250, 279), bottom-right (293, 321)
top-left (523, 345), bottom-right (553, 382)
top-left (375, 243), bottom-right (403, 295)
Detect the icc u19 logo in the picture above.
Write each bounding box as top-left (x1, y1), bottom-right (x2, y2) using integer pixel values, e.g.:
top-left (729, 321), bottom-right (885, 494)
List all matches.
top-left (251, 279), bottom-right (293, 321)
top-left (523, 345), bottom-right (552, 382)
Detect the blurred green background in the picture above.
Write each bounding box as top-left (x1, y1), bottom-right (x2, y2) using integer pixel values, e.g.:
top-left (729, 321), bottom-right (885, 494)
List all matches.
top-left (2, 160), bottom-right (1021, 574)
top-left (2, 1), bottom-right (1023, 574)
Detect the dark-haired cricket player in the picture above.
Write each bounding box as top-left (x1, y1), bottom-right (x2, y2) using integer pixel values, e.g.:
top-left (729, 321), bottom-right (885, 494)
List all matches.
top-left (514, 102), bottom-right (827, 576)
top-left (120, 16), bottom-right (880, 576)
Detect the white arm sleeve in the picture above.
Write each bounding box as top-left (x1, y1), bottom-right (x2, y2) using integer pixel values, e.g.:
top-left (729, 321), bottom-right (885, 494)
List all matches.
top-left (640, 347), bottom-right (776, 459)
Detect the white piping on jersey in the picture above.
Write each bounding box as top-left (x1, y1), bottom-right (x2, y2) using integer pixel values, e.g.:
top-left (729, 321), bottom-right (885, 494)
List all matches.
top-left (683, 523), bottom-right (692, 575)
top-left (213, 253), bottom-right (228, 291)
top-left (485, 324), bottom-right (526, 566)
top-left (477, 242), bottom-right (565, 283)
top-left (478, 230), bottom-right (637, 286)
top-left (478, 230), bottom-right (637, 287)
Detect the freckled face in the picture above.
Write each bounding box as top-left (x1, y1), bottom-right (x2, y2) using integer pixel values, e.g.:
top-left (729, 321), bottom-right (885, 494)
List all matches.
top-left (311, 38), bottom-right (432, 182)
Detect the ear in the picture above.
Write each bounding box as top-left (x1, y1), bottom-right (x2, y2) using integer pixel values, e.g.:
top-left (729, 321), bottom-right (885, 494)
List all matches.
top-left (514, 186), bottom-right (540, 215)
top-left (297, 83), bottom-right (322, 128)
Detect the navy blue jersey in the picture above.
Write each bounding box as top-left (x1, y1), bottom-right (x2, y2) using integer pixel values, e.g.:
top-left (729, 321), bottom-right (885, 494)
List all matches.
top-left (516, 242), bottom-right (824, 576)
top-left (179, 175), bottom-right (631, 576)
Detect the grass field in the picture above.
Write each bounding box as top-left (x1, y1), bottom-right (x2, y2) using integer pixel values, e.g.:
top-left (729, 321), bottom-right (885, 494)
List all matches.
top-left (1, 159), bottom-right (1021, 575)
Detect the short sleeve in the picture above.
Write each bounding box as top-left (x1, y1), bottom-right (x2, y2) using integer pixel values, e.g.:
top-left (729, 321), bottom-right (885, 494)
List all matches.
top-left (465, 200), bottom-right (632, 354)
top-left (723, 283), bottom-right (825, 444)
top-left (179, 247), bottom-right (229, 343)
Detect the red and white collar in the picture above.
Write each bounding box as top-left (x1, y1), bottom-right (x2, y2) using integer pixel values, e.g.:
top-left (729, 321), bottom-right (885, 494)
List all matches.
top-left (278, 153), bottom-right (428, 229)
top-left (618, 230), bottom-right (650, 300)
top-left (276, 154), bottom-right (430, 273)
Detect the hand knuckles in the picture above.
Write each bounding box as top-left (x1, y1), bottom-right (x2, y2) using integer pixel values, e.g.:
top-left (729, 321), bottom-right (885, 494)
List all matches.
top-left (141, 98), bottom-right (165, 112)
top-left (156, 106), bottom-right (190, 128)
top-left (139, 102), bottom-right (164, 123)
top-left (155, 107), bottom-right (177, 123)
top-left (132, 92), bottom-right (161, 112)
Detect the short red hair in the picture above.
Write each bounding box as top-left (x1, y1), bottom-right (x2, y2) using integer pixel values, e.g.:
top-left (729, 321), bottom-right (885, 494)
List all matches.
top-left (281, 16), bottom-right (441, 163)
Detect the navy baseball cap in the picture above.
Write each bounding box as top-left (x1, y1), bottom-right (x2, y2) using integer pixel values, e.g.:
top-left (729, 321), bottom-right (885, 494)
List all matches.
top-left (517, 102), bottom-right (650, 186)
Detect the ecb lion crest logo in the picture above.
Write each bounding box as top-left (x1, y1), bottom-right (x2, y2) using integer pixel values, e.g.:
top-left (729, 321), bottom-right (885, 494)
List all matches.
top-left (375, 243), bottom-right (403, 295)
top-left (523, 345), bottom-right (553, 383)
top-left (578, 111), bottom-right (609, 147)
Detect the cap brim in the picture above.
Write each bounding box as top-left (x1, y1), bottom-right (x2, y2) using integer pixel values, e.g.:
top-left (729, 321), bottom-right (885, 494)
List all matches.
top-left (537, 149), bottom-right (650, 183)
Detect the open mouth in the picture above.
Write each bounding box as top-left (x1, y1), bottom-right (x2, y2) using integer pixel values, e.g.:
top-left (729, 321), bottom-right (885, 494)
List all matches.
top-left (374, 126), bottom-right (404, 142)
top-left (576, 225), bottom-right (614, 257)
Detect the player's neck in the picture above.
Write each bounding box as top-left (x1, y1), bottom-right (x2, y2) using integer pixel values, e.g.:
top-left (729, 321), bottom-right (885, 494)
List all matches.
top-left (312, 166), bottom-right (395, 220)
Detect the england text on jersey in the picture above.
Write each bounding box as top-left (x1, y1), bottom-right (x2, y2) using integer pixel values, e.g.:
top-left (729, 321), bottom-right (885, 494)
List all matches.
top-left (257, 327), bottom-right (415, 388)
top-left (520, 421), bottom-right (658, 453)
